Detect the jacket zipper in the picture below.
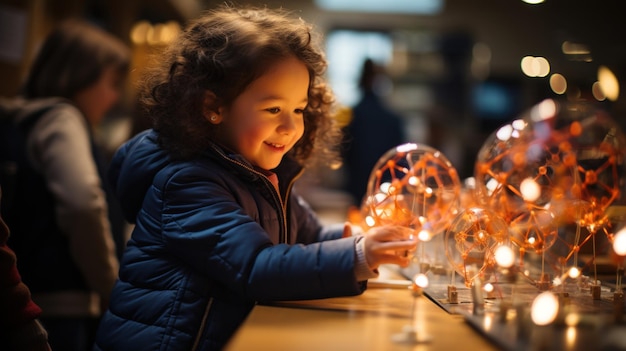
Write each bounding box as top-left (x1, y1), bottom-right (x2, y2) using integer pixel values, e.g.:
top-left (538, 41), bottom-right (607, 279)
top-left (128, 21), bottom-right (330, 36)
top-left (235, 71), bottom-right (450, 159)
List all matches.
top-left (212, 146), bottom-right (302, 244)
top-left (281, 170), bottom-right (302, 241)
top-left (246, 166), bottom-right (291, 243)
top-left (191, 297), bottom-right (213, 351)
top-left (258, 170), bottom-right (288, 243)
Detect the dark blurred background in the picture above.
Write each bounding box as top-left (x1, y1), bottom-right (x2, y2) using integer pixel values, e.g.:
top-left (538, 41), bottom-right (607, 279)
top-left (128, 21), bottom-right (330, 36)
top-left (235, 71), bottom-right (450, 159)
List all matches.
top-left (1, 0), bottom-right (625, 215)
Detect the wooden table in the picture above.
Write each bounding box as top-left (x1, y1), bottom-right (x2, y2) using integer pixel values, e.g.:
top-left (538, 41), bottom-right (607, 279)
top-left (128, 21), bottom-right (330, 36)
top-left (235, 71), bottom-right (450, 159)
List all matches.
top-left (225, 274), bottom-right (500, 351)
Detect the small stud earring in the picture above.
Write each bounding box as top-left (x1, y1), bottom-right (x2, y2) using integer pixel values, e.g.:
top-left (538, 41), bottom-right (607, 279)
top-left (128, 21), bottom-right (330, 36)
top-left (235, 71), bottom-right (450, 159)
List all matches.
top-left (210, 115), bottom-right (218, 122)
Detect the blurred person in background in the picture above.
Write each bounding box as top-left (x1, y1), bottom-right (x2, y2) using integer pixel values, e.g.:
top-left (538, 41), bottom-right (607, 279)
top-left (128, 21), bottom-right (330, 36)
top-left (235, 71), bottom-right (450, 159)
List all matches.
top-left (341, 58), bottom-right (407, 207)
top-left (0, 19), bottom-right (129, 351)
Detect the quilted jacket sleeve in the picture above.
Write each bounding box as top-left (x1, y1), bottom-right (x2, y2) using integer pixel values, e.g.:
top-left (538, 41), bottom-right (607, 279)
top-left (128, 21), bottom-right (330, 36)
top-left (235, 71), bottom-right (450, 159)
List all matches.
top-left (290, 192), bottom-right (344, 244)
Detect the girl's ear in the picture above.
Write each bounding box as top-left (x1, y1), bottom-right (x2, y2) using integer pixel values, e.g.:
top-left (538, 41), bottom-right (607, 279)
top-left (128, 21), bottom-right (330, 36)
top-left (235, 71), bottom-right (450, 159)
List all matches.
top-left (202, 90), bottom-right (222, 124)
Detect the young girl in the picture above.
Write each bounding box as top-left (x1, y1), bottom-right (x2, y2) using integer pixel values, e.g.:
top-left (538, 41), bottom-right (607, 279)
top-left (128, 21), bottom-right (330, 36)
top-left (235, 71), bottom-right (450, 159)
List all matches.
top-left (94, 5), bottom-right (416, 350)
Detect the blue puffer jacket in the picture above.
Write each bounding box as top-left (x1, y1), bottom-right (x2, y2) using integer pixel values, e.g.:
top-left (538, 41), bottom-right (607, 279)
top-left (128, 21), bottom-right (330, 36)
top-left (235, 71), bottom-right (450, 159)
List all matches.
top-left (93, 130), bottom-right (366, 351)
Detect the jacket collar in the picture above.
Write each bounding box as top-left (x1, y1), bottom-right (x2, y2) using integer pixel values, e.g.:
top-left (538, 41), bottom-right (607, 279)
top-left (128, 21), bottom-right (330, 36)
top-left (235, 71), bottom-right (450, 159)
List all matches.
top-left (206, 142), bottom-right (304, 189)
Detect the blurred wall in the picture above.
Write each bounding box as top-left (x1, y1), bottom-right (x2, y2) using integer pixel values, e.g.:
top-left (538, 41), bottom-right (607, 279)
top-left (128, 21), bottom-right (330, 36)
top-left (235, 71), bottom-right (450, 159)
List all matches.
top-left (1, 0), bottom-right (625, 182)
top-left (0, 0), bottom-right (188, 97)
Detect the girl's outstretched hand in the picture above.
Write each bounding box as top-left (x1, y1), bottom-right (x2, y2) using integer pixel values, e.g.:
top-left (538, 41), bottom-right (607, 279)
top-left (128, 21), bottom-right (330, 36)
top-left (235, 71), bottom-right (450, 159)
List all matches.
top-left (362, 225), bottom-right (417, 269)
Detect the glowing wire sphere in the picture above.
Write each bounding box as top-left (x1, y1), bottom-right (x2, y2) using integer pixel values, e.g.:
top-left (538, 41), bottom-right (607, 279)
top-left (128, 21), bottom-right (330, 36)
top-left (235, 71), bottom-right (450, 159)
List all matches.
top-left (475, 99), bottom-right (626, 226)
top-left (474, 99), bottom-right (626, 282)
top-left (361, 143), bottom-right (462, 239)
top-left (474, 105), bottom-right (574, 225)
top-left (444, 207), bottom-right (509, 287)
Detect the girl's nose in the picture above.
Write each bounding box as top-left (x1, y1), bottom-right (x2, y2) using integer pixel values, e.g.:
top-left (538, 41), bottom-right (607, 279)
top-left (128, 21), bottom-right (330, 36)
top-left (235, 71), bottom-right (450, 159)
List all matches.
top-left (277, 112), bottom-right (298, 134)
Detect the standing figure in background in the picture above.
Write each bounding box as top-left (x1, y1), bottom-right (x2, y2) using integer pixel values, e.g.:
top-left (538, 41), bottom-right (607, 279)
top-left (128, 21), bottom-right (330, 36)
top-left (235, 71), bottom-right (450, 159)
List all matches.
top-left (93, 5), bottom-right (416, 350)
top-left (342, 58), bottom-right (407, 207)
top-left (0, 19), bottom-right (129, 351)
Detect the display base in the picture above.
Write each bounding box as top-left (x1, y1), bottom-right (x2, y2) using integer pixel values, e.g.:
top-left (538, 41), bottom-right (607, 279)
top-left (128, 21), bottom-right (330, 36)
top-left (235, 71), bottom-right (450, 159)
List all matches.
top-left (391, 325), bottom-right (432, 344)
top-left (397, 261), bottom-right (626, 351)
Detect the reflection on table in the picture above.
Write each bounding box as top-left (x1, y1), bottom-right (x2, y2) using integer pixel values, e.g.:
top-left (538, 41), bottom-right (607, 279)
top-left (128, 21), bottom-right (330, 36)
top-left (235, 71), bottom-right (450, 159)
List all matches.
top-left (225, 267), bottom-right (499, 351)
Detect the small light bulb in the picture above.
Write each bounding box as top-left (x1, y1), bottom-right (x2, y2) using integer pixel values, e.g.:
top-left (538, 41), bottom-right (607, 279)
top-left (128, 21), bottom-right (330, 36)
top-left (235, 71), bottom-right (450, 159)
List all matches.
top-left (520, 178), bottom-right (541, 202)
top-left (531, 292), bottom-right (559, 325)
top-left (494, 245), bottom-right (515, 268)
top-left (568, 267), bottom-right (581, 279)
top-left (613, 228), bottom-right (626, 256)
top-left (418, 229), bottom-right (432, 242)
top-left (414, 273), bottom-right (429, 288)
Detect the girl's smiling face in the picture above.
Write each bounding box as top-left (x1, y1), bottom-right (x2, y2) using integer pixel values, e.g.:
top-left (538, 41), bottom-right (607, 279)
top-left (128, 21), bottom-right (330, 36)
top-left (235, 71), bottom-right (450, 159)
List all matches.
top-left (216, 56), bottom-right (309, 170)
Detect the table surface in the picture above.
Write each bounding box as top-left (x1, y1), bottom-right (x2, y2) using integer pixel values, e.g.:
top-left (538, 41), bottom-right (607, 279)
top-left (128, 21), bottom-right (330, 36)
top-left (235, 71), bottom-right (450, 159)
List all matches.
top-left (224, 268), bottom-right (500, 351)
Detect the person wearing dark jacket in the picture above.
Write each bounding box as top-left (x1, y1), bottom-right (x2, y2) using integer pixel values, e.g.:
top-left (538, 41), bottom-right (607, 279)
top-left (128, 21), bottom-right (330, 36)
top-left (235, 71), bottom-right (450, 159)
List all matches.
top-left (342, 58), bottom-right (407, 206)
top-left (93, 5), bottom-right (416, 350)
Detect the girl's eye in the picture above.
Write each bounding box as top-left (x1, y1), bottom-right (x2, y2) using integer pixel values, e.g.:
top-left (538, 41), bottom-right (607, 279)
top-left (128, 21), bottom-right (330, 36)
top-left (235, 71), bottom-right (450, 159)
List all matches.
top-left (264, 107), bottom-right (306, 115)
top-left (266, 107), bottom-right (281, 114)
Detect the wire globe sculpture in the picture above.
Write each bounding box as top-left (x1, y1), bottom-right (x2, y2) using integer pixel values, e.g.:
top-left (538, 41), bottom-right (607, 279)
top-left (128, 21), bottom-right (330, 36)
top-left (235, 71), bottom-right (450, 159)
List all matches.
top-left (473, 99), bottom-right (626, 287)
top-left (444, 207), bottom-right (510, 287)
top-left (361, 143), bottom-right (462, 238)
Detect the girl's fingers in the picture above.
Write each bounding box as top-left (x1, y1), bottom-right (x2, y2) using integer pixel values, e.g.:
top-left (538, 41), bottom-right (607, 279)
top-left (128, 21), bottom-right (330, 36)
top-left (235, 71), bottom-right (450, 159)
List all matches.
top-left (373, 252), bottom-right (411, 267)
top-left (342, 222), bottom-right (353, 238)
top-left (363, 226), bottom-right (419, 268)
top-left (368, 225), bottom-right (415, 241)
top-left (371, 239), bottom-right (416, 252)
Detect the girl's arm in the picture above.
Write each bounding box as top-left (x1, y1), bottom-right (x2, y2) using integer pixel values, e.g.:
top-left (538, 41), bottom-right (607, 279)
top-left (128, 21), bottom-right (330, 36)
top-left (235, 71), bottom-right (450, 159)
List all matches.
top-left (159, 170), bottom-right (366, 301)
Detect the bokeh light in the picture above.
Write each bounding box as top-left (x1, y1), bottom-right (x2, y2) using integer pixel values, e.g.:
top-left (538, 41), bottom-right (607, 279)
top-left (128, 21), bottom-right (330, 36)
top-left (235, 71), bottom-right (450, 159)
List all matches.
top-left (531, 291), bottom-right (559, 325)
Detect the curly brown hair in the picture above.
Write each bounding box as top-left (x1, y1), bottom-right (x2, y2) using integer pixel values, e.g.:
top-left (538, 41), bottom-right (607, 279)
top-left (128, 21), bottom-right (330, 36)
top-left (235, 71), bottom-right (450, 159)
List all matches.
top-left (141, 5), bottom-right (342, 168)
